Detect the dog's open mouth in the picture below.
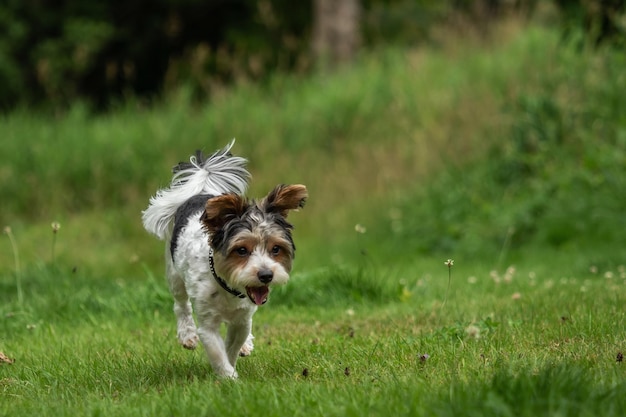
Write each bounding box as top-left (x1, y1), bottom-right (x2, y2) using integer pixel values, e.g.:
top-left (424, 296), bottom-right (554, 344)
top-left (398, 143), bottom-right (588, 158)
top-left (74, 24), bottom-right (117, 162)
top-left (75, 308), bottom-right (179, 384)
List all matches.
top-left (246, 286), bottom-right (270, 305)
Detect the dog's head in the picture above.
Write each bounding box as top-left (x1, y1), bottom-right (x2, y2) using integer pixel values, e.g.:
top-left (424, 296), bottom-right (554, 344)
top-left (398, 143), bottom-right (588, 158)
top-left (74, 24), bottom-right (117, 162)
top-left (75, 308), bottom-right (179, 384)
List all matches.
top-left (200, 184), bottom-right (307, 305)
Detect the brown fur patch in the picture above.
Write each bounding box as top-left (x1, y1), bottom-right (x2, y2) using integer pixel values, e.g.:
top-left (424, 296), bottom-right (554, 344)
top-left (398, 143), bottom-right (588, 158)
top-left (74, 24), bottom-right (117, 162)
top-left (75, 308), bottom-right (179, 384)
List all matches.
top-left (262, 184), bottom-right (308, 218)
top-left (201, 194), bottom-right (248, 234)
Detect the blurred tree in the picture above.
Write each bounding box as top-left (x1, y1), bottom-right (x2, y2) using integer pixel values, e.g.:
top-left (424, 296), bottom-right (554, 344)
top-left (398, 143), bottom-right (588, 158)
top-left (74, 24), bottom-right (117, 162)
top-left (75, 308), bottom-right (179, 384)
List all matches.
top-left (312, 0), bottom-right (362, 67)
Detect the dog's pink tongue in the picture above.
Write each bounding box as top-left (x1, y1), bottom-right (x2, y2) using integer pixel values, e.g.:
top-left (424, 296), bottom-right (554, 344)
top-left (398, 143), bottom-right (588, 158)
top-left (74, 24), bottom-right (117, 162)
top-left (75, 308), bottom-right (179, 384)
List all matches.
top-left (247, 286), bottom-right (269, 305)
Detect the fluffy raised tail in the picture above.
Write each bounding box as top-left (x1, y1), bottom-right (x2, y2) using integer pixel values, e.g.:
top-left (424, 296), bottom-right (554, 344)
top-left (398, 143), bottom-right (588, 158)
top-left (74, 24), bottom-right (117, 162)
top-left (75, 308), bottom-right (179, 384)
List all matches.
top-left (142, 140), bottom-right (250, 240)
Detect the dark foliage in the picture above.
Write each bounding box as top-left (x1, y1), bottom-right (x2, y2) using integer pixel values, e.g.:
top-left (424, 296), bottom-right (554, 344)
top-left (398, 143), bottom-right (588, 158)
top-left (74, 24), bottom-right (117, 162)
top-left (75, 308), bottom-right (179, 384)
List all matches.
top-left (554, 0), bottom-right (626, 47)
top-left (0, 0), bottom-right (312, 110)
top-left (0, 0), bottom-right (623, 110)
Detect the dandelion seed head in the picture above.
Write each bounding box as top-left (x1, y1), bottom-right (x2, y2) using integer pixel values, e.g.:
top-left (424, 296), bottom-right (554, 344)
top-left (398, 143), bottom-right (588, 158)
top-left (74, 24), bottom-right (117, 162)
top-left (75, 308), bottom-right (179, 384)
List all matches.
top-left (354, 224), bottom-right (366, 234)
top-left (465, 324), bottom-right (481, 340)
top-left (504, 266), bottom-right (516, 283)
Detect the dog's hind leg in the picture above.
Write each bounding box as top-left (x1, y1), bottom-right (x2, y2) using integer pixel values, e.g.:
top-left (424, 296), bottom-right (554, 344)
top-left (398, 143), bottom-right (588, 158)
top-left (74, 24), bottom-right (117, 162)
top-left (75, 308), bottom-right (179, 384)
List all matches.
top-left (166, 254), bottom-right (198, 350)
top-left (239, 332), bottom-right (254, 357)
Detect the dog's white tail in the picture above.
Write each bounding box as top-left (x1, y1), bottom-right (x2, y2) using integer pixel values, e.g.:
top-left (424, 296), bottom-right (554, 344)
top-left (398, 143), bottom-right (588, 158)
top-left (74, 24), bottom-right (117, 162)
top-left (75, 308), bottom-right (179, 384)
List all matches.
top-left (142, 140), bottom-right (250, 240)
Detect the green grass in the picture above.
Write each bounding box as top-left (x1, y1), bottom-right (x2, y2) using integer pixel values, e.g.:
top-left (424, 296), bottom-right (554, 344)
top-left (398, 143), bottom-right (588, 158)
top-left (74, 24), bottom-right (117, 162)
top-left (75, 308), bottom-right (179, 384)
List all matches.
top-left (2, 20), bottom-right (626, 416)
top-left (2, 253), bottom-right (626, 416)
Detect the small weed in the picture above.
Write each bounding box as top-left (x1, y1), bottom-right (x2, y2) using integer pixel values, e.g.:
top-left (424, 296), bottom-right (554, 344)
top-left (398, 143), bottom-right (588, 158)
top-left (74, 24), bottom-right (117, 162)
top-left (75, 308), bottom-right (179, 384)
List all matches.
top-left (3, 226), bottom-right (22, 306)
top-left (442, 258), bottom-right (454, 307)
top-left (50, 221), bottom-right (61, 263)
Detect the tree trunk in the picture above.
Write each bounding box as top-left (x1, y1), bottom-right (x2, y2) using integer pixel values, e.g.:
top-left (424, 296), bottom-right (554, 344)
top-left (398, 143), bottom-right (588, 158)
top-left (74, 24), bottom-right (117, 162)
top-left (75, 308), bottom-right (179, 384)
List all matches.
top-left (312, 0), bottom-right (361, 68)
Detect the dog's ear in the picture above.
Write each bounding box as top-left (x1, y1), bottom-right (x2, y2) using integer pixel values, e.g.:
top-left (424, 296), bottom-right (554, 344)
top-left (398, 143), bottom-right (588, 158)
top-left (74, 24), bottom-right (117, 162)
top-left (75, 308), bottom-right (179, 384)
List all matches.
top-left (201, 194), bottom-right (248, 234)
top-left (262, 184), bottom-right (308, 218)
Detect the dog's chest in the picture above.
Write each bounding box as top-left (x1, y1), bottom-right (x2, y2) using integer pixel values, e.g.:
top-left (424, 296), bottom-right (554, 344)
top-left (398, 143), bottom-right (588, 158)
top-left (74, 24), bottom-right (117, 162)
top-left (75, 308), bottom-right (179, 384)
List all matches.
top-left (187, 274), bottom-right (256, 320)
top-left (198, 291), bottom-right (256, 324)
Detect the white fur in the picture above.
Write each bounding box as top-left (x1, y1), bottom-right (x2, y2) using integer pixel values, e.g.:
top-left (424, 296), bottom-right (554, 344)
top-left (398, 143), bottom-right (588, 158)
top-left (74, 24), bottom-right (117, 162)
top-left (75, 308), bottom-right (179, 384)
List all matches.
top-left (165, 212), bottom-right (291, 378)
top-left (142, 139), bottom-right (249, 240)
top-left (143, 141), bottom-right (289, 379)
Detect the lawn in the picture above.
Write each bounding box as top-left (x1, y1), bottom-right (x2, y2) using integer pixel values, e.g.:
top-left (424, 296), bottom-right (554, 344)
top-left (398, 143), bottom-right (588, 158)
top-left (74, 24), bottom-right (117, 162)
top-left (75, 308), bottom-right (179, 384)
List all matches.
top-left (2, 250), bottom-right (625, 416)
top-left (1, 19), bottom-right (626, 416)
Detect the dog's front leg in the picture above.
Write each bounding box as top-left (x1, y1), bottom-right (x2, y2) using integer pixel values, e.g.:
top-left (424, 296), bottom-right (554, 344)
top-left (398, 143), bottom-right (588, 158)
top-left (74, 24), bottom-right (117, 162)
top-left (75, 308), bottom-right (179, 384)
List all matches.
top-left (225, 319), bottom-right (252, 367)
top-left (197, 322), bottom-right (238, 378)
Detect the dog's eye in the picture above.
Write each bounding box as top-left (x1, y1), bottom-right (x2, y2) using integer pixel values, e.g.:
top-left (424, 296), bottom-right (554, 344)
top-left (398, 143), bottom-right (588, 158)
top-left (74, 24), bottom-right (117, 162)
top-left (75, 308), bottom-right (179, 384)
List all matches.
top-left (271, 245), bottom-right (281, 255)
top-left (235, 247), bottom-right (249, 256)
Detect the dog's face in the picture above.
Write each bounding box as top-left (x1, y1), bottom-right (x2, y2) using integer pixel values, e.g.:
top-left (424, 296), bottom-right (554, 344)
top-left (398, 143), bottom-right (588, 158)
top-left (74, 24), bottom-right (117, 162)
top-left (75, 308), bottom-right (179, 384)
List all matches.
top-left (200, 184), bottom-right (307, 305)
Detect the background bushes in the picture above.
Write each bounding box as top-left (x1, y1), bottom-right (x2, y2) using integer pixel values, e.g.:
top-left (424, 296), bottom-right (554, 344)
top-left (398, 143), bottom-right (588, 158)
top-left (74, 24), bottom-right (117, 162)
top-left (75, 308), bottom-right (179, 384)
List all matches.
top-left (0, 0), bottom-right (312, 110)
top-left (1, 1), bottom-right (622, 111)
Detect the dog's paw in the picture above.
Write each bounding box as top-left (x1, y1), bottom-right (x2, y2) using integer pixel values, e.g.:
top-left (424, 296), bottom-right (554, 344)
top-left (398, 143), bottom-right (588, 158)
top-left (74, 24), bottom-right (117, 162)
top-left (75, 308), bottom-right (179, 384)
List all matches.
top-left (239, 334), bottom-right (254, 357)
top-left (179, 334), bottom-right (199, 350)
top-left (216, 366), bottom-right (238, 379)
top-left (239, 344), bottom-right (253, 357)
top-left (225, 370), bottom-right (239, 379)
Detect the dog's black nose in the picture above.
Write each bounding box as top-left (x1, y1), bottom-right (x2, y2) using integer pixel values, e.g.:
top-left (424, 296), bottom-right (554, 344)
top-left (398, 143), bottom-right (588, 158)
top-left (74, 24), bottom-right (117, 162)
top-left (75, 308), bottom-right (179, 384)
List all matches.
top-left (257, 269), bottom-right (273, 284)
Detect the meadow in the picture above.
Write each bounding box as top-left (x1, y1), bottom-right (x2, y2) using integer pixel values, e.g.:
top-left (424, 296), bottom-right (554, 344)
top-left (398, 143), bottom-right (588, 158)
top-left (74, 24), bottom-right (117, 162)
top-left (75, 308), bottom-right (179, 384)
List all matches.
top-left (1, 20), bottom-right (626, 416)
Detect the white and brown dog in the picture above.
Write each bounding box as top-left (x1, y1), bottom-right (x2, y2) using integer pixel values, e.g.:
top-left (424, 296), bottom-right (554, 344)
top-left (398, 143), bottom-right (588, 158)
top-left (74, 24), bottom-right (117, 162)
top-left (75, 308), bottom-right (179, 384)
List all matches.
top-left (142, 140), bottom-right (307, 378)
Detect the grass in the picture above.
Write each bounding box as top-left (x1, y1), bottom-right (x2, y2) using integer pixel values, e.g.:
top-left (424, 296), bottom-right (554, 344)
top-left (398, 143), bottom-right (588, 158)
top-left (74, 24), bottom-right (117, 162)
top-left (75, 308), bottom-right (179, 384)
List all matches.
top-left (2, 254), bottom-right (626, 416)
top-left (2, 19), bottom-right (626, 416)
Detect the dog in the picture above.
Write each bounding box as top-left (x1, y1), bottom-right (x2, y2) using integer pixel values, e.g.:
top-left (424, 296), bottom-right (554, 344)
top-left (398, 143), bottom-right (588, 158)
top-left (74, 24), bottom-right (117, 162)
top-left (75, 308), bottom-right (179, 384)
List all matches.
top-left (142, 140), bottom-right (307, 378)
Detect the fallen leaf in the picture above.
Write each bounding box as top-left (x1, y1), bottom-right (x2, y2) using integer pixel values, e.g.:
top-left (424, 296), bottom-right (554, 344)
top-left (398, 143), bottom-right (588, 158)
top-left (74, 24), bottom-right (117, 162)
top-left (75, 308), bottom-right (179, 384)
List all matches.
top-left (0, 352), bottom-right (15, 365)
